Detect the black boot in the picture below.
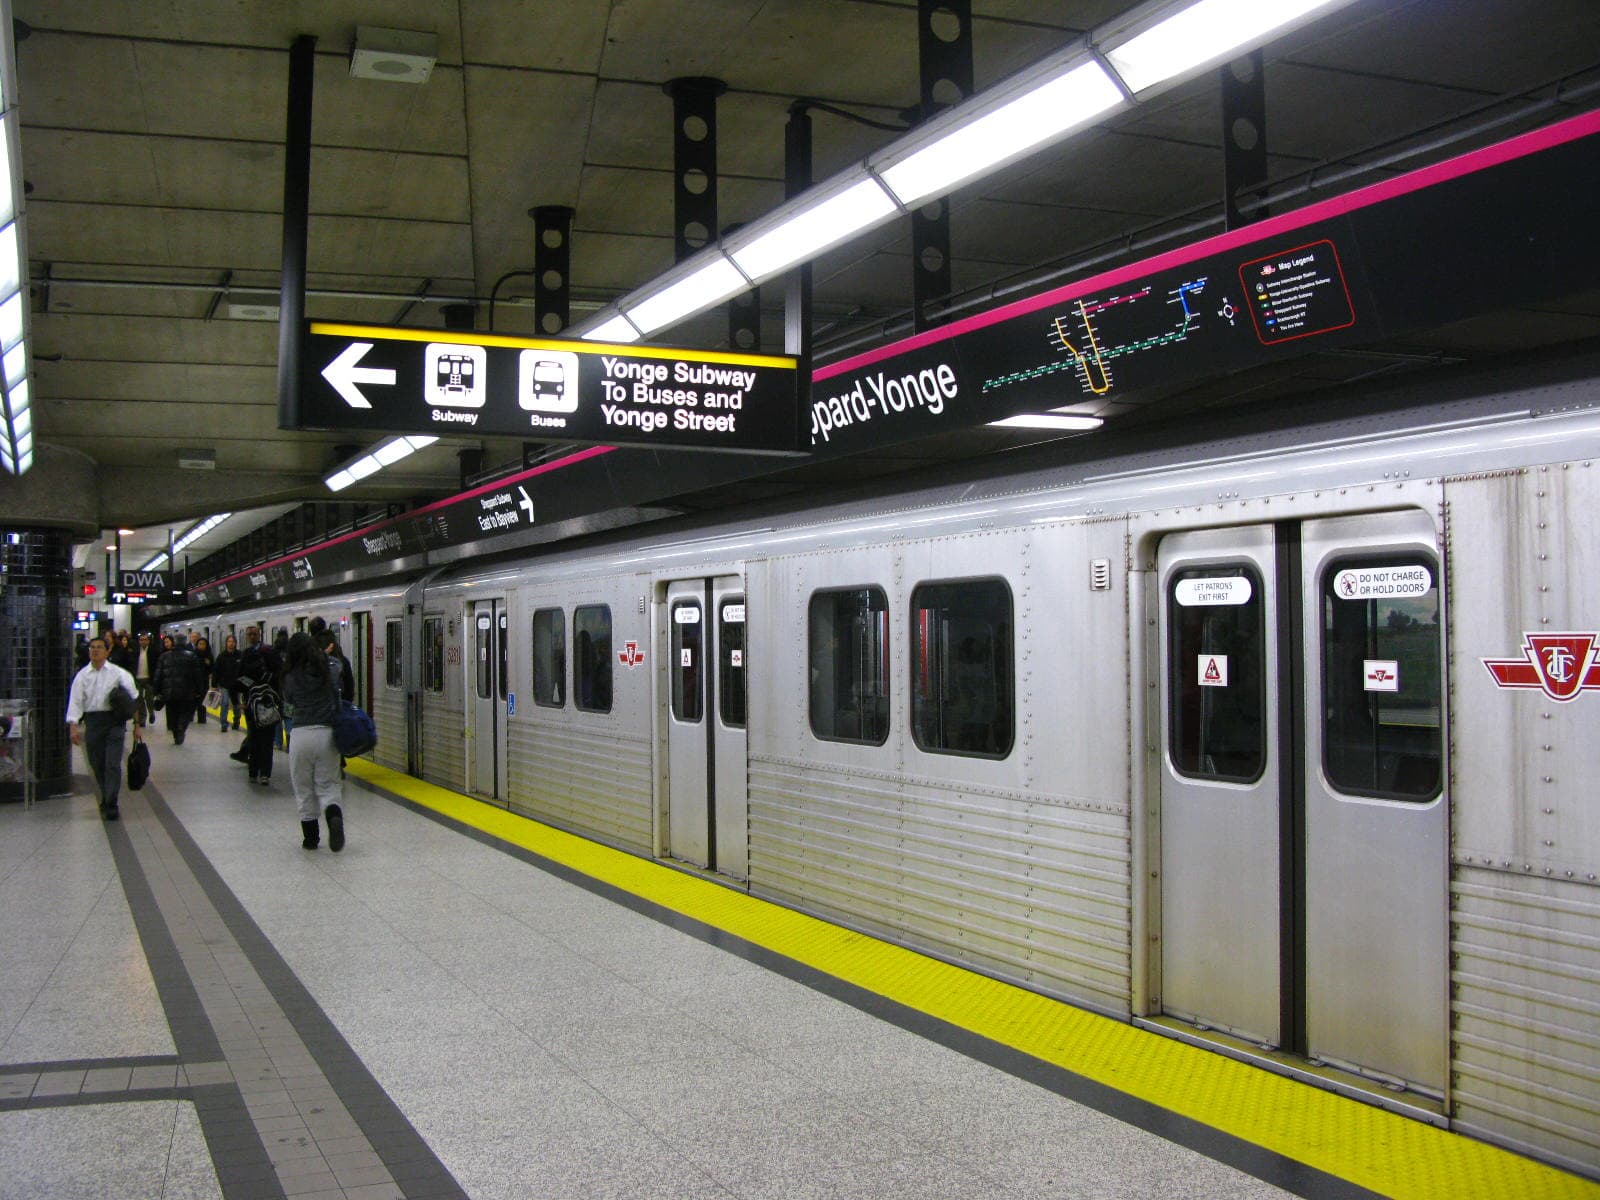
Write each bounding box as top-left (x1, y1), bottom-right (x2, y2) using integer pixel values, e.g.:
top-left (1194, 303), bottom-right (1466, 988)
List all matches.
top-left (325, 804), bottom-right (344, 853)
top-left (301, 820), bottom-right (320, 849)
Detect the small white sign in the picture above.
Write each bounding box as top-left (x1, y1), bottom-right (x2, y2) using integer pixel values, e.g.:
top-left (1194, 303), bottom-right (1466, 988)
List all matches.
top-left (1198, 654), bottom-right (1229, 687)
top-left (425, 343), bottom-right (487, 408)
top-left (722, 604), bottom-right (746, 624)
top-left (1333, 565), bottom-right (1431, 601)
top-left (680, 648), bottom-right (693, 668)
top-left (1175, 576), bottom-right (1253, 607)
top-left (517, 349), bottom-right (580, 414)
top-left (730, 649), bottom-right (743, 668)
top-left (1364, 660), bottom-right (1400, 692)
top-left (675, 605), bottom-right (701, 624)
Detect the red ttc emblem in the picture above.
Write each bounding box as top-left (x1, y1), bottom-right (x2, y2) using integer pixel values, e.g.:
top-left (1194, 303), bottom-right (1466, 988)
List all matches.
top-left (1483, 632), bottom-right (1600, 702)
top-left (618, 640), bottom-right (645, 668)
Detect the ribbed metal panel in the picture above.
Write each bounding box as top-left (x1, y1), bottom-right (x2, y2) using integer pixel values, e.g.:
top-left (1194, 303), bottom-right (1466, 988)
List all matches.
top-left (1450, 867), bottom-right (1600, 1169)
top-left (748, 756), bottom-right (1131, 1012)
top-left (370, 687), bottom-right (407, 773)
top-left (506, 717), bottom-right (653, 854)
top-left (420, 700), bottom-right (464, 792)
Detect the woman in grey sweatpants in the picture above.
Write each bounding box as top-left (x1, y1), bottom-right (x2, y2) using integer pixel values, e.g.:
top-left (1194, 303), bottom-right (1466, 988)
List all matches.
top-left (280, 633), bottom-right (345, 851)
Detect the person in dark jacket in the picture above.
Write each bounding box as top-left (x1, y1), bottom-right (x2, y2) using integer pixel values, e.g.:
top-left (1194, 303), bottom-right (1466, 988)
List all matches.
top-left (232, 626), bottom-right (281, 784)
top-left (154, 633), bottom-right (206, 744)
top-left (282, 632), bottom-right (344, 852)
top-left (212, 634), bottom-right (244, 730)
top-left (110, 631), bottom-right (138, 673)
top-left (191, 635), bottom-right (215, 725)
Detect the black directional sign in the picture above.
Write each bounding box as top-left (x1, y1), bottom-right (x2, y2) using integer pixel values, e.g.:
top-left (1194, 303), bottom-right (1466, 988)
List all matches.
top-left (297, 323), bottom-right (802, 454)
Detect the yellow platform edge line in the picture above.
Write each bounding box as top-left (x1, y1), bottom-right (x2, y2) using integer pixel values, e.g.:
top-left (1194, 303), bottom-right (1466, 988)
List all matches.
top-left (346, 759), bottom-right (1600, 1200)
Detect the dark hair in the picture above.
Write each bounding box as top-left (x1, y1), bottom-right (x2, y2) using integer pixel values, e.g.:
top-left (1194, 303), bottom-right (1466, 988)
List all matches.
top-left (285, 632), bottom-right (329, 681)
top-left (308, 616), bottom-right (327, 636)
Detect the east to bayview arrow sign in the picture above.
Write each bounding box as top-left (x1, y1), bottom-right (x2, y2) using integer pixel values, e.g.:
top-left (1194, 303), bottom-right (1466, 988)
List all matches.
top-left (298, 322), bottom-right (802, 454)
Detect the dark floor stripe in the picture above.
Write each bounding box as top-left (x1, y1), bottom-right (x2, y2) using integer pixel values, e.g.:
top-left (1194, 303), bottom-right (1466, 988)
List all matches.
top-left (138, 782), bottom-right (468, 1200)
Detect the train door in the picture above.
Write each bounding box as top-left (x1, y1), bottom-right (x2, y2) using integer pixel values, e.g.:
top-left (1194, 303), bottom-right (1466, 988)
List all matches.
top-left (350, 612), bottom-right (371, 711)
top-left (661, 577), bottom-right (748, 879)
top-left (1154, 511), bottom-right (1446, 1096)
top-left (468, 598), bottom-right (509, 803)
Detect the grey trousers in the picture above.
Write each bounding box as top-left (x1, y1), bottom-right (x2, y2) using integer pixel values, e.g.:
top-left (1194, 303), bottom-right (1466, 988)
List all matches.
top-left (82, 712), bottom-right (128, 810)
top-left (288, 725), bottom-right (342, 822)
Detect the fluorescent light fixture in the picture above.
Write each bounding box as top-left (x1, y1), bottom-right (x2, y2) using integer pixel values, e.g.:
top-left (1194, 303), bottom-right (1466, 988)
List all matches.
top-left (623, 257), bottom-right (749, 336)
top-left (117, 528), bottom-right (135, 535)
top-left (346, 455), bottom-right (382, 482)
top-left (373, 437), bottom-right (416, 466)
top-left (325, 468), bottom-right (356, 492)
top-left (6, 376), bottom-right (26, 413)
top-left (0, 129), bottom-right (11, 225)
top-left (728, 176), bottom-right (900, 283)
top-left (580, 314), bottom-right (641, 344)
top-left (405, 434), bottom-right (438, 451)
top-left (877, 60), bottom-right (1124, 207)
top-left (1105, 0), bottom-right (1348, 94)
top-left (9, 401), bottom-right (27, 437)
top-left (0, 292), bottom-right (20, 350)
top-left (0, 223), bottom-right (17, 296)
top-left (987, 413), bottom-right (1105, 431)
top-left (3, 341), bottom-right (22, 386)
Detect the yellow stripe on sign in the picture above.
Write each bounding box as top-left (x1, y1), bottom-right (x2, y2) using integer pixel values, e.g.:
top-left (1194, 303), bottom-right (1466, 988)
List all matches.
top-left (345, 758), bottom-right (1600, 1200)
top-left (308, 322), bottom-right (796, 369)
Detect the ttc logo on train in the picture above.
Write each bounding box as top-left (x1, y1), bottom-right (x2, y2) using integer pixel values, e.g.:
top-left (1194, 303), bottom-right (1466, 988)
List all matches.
top-left (1482, 632), bottom-right (1600, 702)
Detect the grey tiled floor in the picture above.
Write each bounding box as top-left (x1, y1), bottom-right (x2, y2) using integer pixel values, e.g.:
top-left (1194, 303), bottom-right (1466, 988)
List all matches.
top-left (0, 727), bottom-right (1299, 1200)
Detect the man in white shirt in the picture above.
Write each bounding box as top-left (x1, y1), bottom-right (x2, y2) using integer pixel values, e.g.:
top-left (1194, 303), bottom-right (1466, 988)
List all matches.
top-left (65, 636), bottom-right (143, 820)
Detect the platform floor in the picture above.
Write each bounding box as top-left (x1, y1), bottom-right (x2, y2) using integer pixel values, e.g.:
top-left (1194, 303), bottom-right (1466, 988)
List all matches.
top-left (0, 726), bottom-right (1592, 1199)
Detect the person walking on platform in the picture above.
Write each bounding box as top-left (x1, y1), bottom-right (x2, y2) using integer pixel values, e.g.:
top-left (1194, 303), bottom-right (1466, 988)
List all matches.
top-left (110, 630), bottom-right (137, 673)
top-left (191, 635), bottom-right (214, 726)
top-left (133, 631), bottom-right (160, 721)
top-left (233, 626), bottom-right (280, 785)
top-left (65, 636), bottom-right (143, 820)
top-left (212, 633), bottom-right (244, 730)
top-left (154, 633), bottom-right (205, 744)
top-left (281, 632), bottom-right (344, 852)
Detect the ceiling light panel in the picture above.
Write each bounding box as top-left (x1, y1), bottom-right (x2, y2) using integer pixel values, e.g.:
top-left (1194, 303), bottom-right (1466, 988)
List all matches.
top-left (623, 257), bottom-right (749, 337)
top-left (1105, 0), bottom-right (1351, 94)
top-left (728, 176), bottom-right (900, 283)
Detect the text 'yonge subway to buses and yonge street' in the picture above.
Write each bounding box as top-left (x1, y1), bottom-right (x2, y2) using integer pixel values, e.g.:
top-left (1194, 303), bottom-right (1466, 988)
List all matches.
top-left (593, 357), bottom-right (757, 435)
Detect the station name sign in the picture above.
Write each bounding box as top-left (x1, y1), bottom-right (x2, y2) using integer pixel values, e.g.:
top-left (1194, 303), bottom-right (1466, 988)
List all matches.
top-left (298, 323), bottom-right (800, 454)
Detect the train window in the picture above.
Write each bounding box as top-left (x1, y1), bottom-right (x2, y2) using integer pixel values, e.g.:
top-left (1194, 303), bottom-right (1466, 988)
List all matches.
top-left (474, 613), bottom-right (492, 700)
top-left (573, 605), bottom-right (612, 713)
top-left (423, 616), bottom-right (445, 693)
top-left (910, 578), bottom-right (1013, 758)
top-left (532, 608), bottom-right (565, 707)
top-left (498, 612), bottom-right (509, 702)
top-left (1168, 566), bottom-right (1265, 782)
top-left (719, 598), bottom-right (746, 728)
top-left (1321, 555), bottom-right (1442, 800)
top-left (385, 620), bottom-right (402, 687)
top-left (809, 587), bottom-right (890, 746)
top-left (671, 601), bottom-right (703, 722)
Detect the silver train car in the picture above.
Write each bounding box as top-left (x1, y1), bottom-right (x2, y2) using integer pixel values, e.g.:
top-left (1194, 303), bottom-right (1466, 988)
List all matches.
top-left (171, 364), bottom-right (1600, 1176)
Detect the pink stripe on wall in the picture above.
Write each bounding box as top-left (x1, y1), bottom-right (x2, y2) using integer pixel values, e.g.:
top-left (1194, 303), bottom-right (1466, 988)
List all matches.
top-left (814, 106), bottom-right (1600, 384)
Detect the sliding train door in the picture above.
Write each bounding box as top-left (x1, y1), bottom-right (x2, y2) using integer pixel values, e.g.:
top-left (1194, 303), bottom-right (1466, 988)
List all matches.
top-left (468, 598), bottom-right (509, 803)
top-left (661, 577), bottom-right (748, 879)
top-left (1155, 511), bottom-right (1447, 1095)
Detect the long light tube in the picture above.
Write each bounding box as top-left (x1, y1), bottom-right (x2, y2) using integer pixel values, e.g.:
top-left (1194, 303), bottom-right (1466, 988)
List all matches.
top-left (1106, 0), bottom-right (1348, 95)
top-left (623, 257), bottom-right (749, 337)
top-left (0, 4), bottom-right (33, 476)
top-left (569, 0), bottom-right (1357, 345)
top-left (322, 434), bottom-right (438, 492)
top-left (876, 60), bottom-right (1124, 208)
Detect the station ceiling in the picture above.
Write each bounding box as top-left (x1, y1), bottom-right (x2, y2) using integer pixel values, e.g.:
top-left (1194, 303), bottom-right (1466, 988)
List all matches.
top-left (16, 0), bottom-right (1600, 572)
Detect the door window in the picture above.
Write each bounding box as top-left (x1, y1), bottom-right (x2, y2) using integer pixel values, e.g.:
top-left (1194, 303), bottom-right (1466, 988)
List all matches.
top-left (423, 616), bottom-right (445, 693)
top-left (1168, 566), bottom-right (1265, 782)
top-left (1321, 556), bottom-right (1442, 799)
top-left (498, 611), bottom-right (509, 701)
top-left (385, 619), bottom-right (402, 687)
top-left (719, 599), bottom-right (746, 728)
top-left (475, 614), bottom-right (492, 699)
top-left (573, 605), bottom-right (612, 713)
top-left (671, 601), bottom-right (703, 722)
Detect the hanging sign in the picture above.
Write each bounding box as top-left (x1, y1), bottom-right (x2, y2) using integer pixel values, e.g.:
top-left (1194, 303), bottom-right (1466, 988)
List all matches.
top-left (299, 323), bottom-right (800, 454)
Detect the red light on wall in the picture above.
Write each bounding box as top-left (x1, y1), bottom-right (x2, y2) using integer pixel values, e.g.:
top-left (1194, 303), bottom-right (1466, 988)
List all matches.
top-left (82, 584), bottom-right (97, 596)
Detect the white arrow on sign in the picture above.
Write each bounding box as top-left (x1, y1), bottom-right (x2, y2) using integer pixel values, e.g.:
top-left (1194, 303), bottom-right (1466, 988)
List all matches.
top-left (321, 341), bottom-right (396, 410)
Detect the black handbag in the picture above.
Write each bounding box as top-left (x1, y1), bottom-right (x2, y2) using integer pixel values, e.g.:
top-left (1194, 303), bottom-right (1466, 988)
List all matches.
top-left (127, 741), bottom-right (150, 791)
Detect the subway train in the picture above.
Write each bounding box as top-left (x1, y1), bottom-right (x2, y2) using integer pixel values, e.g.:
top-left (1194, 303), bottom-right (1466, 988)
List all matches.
top-left (168, 360), bottom-right (1600, 1177)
